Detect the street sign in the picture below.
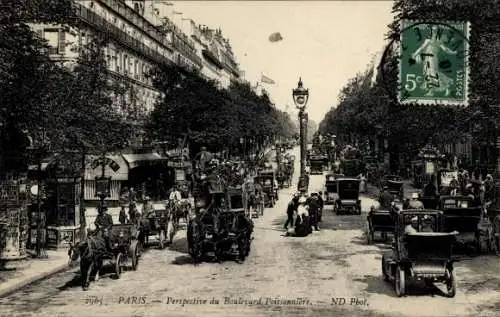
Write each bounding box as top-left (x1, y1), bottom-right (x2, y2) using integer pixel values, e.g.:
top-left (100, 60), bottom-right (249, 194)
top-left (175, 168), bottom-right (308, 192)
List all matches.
top-left (399, 20), bottom-right (470, 106)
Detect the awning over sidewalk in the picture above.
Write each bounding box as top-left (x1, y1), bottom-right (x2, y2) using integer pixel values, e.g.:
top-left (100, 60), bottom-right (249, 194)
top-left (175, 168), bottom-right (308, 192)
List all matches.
top-left (122, 152), bottom-right (167, 169)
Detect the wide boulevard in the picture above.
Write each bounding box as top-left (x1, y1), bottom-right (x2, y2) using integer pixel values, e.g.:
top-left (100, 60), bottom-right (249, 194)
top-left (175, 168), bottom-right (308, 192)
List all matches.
top-left (0, 148), bottom-right (498, 317)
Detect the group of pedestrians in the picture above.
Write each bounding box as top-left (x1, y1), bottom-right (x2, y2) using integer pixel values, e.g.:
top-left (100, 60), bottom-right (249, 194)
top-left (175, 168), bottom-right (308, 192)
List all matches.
top-left (284, 191), bottom-right (324, 233)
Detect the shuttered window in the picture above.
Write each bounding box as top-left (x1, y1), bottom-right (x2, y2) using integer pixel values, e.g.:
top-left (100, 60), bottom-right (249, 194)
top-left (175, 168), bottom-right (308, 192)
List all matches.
top-left (58, 29), bottom-right (65, 54)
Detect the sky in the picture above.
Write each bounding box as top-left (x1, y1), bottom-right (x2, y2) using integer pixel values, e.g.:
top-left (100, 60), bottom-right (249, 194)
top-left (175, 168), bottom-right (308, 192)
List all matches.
top-left (164, 1), bottom-right (394, 123)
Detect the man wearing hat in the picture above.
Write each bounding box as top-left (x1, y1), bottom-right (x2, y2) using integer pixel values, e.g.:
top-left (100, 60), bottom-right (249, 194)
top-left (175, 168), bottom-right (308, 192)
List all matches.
top-left (284, 193), bottom-right (299, 230)
top-left (95, 204), bottom-right (113, 251)
top-left (317, 191), bottom-right (324, 222)
top-left (408, 192), bottom-right (424, 209)
top-left (378, 186), bottom-right (393, 209)
top-left (307, 192), bottom-right (320, 231)
top-left (405, 216), bottom-right (419, 234)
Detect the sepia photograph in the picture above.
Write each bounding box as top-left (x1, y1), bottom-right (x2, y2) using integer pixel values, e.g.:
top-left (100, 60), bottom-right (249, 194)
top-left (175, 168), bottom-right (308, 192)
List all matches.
top-left (0, 0), bottom-right (498, 316)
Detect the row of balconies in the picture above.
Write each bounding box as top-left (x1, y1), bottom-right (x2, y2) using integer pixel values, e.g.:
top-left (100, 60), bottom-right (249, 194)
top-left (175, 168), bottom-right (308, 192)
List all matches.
top-left (172, 36), bottom-right (202, 67)
top-left (76, 3), bottom-right (173, 68)
top-left (76, 3), bottom-right (204, 72)
top-left (98, 0), bottom-right (172, 51)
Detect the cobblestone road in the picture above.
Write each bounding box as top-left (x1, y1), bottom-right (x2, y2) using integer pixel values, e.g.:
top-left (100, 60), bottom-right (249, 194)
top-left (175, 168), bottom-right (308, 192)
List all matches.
top-left (0, 149), bottom-right (498, 317)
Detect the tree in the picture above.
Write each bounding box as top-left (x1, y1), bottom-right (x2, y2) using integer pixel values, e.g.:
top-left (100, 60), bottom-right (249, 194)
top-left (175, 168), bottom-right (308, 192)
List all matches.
top-left (148, 64), bottom-right (297, 155)
top-left (319, 0), bottom-right (500, 167)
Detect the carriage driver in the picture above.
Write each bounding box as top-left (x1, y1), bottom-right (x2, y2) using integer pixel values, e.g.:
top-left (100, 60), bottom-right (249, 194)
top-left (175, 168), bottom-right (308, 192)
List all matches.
top-left (169, 184), bottom-right (183, 208)
top-left (94, 204), bottom-right (113, 251)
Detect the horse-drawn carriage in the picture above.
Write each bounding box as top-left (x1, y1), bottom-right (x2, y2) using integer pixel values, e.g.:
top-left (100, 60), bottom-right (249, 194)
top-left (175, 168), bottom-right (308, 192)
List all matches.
top-left (438, 195), bottom-right (482, 252)
top-left (256, 170), bottom-right (278, 207)
top-left (138, 201), bottom-right (179, 249)
top-left (69, 224), bottom-right (141, 290)
top-left (381, 210), bottom-right (457, 297)
top-left (187, 188), bottom-right (253, 263)
top-left (334, 177), bottom-right (361, 215)
top-left (277, 161), bottom-right (292, 188)
top-left (244, 179), bottom-right (264, 218)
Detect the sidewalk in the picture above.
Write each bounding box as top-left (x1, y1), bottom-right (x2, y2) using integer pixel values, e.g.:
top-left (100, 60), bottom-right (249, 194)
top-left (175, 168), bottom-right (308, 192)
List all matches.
top-left (0, 249), bottom-right (71, 298)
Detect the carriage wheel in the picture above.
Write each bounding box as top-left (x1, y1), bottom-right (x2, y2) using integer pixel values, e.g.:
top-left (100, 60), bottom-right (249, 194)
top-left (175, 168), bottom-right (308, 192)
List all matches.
top-left (115, 253), bottom-right (122, 279)
top-left (158, 229), bottom-right (165, 249)
top-left (444, 268), bottom-right (456, 298)
top-left (395, 265), bottom-right (406, 297)
top-left (130, 241), bottom-right (139, 271)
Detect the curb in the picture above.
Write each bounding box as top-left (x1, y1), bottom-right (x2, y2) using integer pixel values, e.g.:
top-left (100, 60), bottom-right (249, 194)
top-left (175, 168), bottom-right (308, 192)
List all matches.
top-left (0, 262), bottom-right (72, 298)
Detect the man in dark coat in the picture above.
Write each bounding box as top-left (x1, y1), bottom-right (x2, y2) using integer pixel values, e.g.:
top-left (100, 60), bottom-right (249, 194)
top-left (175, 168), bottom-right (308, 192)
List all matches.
top-left (284, 194), bottom-right (299, 230)
top-left (307, 192), bottom-right (320, 231)
top-left (378, 186), bottom-right (393, 209)
top-left (317, 191), bottom-right (324, 222)
top-left (95, 205), bottom-right (113, 252)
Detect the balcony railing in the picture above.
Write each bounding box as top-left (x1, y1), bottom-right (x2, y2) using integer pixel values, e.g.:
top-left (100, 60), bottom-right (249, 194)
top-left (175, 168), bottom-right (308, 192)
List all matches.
top-left (76, 4), bottom-right (173, 68)
top-left (202, 49), bottom-right (224, 69)
top-left (99, 0), bottom-right (173, 51)
top-left (172, 37), bottom-right (202, 68)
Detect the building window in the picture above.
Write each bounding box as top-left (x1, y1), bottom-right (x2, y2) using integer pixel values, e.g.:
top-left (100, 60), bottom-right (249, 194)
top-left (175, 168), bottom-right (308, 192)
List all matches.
top-left (43, 28), bottom-right (66, 55)
top-left (123, 54), bottom-right (128, 74)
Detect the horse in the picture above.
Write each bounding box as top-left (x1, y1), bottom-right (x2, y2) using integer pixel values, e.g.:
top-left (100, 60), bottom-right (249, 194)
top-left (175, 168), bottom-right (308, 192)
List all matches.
top-left (68, 234), bottom-right (106, 290)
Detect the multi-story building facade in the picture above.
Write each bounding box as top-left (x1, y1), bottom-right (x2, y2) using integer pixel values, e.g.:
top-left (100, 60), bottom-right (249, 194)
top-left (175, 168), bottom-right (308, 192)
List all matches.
top-left (182, 20), bottom-right (242, 88)
top-left (31, 0), bottom-right (202, 122)
top-left (27, 0), bottom-right (206, 244)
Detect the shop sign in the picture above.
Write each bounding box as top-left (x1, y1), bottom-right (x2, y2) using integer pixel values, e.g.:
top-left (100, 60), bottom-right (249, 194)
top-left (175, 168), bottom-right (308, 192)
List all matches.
top-left (91, 157), bottom-right (120, 172)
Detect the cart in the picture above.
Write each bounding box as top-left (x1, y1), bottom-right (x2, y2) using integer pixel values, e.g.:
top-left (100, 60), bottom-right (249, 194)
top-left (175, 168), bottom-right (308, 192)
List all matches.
top-left (381, 210), bottom-right (457, 297)
top-left (108, 224), bottom-right (141, 279)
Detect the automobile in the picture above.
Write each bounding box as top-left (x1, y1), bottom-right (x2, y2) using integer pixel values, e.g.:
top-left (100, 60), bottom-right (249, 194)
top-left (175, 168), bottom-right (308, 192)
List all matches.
top-left (381, 209), bottom-right (457, 297)
top-left (256, 170), bottom-right (278, 207)
top-left (366, 208), bottom-right (394, 244)
top-left (310, 155), bottom-right (325, 175)
top-left (438, 195), bottom-right (482, 252)
top-left (324, 173), bottom-right (338, 205)
top-left (334, 177), bottom-right (361, 215)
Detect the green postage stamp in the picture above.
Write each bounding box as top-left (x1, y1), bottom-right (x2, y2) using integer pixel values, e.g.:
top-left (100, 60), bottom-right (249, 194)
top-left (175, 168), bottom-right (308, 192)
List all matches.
top-left (399, 20), bottom-right (470, 106)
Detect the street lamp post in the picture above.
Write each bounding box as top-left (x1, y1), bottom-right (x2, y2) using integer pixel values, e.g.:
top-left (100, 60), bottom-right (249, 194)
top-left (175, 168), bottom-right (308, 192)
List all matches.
top-left (292, 78), bottom-right (309, 193)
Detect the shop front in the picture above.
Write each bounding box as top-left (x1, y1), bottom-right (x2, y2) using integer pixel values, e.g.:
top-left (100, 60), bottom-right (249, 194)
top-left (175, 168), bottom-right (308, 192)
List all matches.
top-left (122, 152), bottom-right (169, 200)
top-left (84, 155), bottom-right (129, 228)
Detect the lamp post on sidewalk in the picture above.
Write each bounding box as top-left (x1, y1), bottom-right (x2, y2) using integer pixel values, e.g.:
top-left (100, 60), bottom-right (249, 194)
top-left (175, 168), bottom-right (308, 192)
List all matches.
top-left (292, 78), bottom-right (309, 193)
